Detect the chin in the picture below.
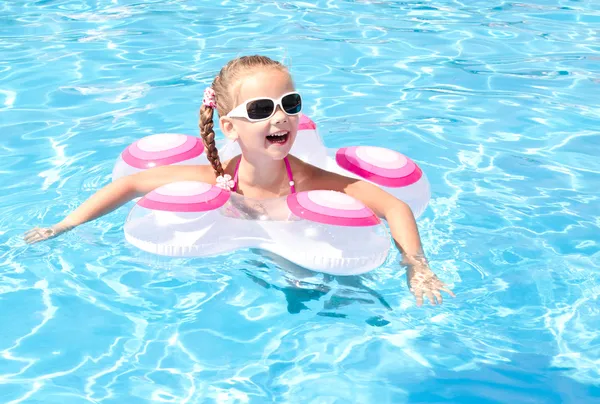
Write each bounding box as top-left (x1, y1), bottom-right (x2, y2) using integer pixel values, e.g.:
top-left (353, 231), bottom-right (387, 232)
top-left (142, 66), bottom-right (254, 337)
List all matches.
top-left (267, 147), bottom-right (292, 160)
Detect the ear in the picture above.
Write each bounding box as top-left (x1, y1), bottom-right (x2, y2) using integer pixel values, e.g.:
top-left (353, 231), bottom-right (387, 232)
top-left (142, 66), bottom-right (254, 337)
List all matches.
top-left (219, 117), bottom-right (239, 141)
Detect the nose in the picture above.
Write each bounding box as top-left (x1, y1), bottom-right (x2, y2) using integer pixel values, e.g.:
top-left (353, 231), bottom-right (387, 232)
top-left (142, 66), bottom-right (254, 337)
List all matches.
top-left (271, 105), bottom-right (288, 124)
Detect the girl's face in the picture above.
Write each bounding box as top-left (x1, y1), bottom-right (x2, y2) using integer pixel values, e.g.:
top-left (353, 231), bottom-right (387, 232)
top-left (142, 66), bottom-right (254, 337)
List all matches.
top-left (220, 68), bottom-right (299, 161)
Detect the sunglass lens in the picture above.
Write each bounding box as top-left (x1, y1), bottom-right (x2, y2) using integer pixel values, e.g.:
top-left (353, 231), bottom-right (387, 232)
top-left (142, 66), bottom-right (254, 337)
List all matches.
top-left (282, 93), bottom-right (302, 114)
top-left (246, 99), bottom-right (275, 120)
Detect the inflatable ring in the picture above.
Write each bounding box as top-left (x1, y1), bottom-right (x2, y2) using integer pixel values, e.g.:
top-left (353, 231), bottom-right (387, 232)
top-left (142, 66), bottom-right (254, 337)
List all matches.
top-left (113, 115), bottom-right (430, 275)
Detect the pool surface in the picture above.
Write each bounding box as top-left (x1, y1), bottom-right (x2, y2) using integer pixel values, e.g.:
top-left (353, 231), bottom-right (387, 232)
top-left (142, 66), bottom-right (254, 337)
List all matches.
top-left (2, 0), bottom-right (600, 402)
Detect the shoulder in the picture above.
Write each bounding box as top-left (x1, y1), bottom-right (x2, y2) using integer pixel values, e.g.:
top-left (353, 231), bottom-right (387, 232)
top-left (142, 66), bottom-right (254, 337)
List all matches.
top-left (286, 155), bottom-right (355, 192)
top-left (221, 155), bottom-right (241, 177)
top-left (286, 155), bottom-right (400, 216)
top-left (287, 154), bottom-right (388, 196)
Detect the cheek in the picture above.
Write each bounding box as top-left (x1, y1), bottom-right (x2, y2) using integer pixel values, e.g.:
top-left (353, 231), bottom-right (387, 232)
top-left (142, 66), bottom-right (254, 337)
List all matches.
top-left (238, 123), bottom-right (268, 145)
top-left (290, 116), bottom-right (300, 130)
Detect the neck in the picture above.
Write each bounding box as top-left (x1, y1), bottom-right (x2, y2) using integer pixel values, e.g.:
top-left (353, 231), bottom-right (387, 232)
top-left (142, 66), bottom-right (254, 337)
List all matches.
top-left (237, 153), bottom-right (287, 191)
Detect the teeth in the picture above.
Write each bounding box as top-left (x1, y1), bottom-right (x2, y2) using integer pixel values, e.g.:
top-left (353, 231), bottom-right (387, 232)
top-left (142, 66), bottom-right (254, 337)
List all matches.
top-left (269, 131), bottom-right (287, 137)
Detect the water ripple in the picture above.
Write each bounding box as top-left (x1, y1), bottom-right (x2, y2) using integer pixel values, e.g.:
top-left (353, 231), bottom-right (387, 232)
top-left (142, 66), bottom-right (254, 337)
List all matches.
top-left (2, 0), bottom-right (600, 402)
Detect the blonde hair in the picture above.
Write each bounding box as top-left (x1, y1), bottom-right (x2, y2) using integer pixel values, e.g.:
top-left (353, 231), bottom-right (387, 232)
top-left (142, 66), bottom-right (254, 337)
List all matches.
top-left (199, 55), bottom-right (288, 177)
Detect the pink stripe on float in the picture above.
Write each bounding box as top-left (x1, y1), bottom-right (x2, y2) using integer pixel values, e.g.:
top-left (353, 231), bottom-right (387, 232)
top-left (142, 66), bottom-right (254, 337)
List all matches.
top-left (122, 138), bottom-right (204, 169)
top-left (306, 190), bottom-right (365, 210)
top-left (146, 186), bottom-right (223, 205)
top-left (297, 192), bottom-right (373, 219)
top-left (138, 188), bottom-right (230, 212)
top-left (129, 136), bottom-right (199, 160)
top-left (287, 193), bottom-right (380, 227)
top-left (356, 146), bottom-right (408, 169)
top-left (298, 114), bottom-right (317, 130)
top-left (344, 146), bottom-right (415, 177)
top-left (336, 147), bottom-right (423, 187)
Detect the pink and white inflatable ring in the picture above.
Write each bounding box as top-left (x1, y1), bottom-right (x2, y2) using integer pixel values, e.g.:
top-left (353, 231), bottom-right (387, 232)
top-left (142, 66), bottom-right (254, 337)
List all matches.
top-left (121, 134), bottom-right (204, 169)
top-left (299, 114), bottom-right (317, 130)
top-left (335, 146), bottom-right (423, 187)
top-left (137, 181), bottom-right (230, 212)
top-left (287, 190), bottom-right (381, 227)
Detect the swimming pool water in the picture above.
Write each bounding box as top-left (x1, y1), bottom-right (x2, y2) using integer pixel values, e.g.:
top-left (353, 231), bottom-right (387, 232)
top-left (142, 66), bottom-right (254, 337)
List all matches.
top-left (2, 0), bottom-right (600, 402)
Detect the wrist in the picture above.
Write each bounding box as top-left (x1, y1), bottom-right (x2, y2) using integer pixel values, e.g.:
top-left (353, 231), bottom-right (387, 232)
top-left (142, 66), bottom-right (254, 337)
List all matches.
top-left (401, 252), bottom-right (428, 267)
top-left (55, 220), bottom-right (76, 232)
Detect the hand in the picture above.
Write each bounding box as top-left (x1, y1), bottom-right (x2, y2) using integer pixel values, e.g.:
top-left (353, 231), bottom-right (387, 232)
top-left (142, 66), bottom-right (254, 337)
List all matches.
top-left (406, 264), bottom-right (455, 307)
top-left (23, 223), bottom-right (72, 245)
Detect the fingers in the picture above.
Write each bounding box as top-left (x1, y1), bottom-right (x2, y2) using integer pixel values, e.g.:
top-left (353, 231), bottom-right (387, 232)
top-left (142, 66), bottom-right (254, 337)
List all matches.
top-left (433, 289), bottom-right (443, 305)
top-left (412, 287), bottom-right (443, 306)
top-left (411, 284), bottom-right (455, 306)
top-left (25, 234), bottom-right (43, 244)
top-left (433, 279), bottom-right (456, 299)
top-left (23, 228), bottom-right (53, 244)
top-left (408, 268), bottom-right (456, 306)
top-left (24, 228), bottom-right (40, 238)
top-left (412, 287), bottom-right (424, 307)
top-left (439, 286), bottom-right (456, 298)
top-left (24, 228), bottom-right (42, 244)
top-left (424, 289), bottom-right (437, 306)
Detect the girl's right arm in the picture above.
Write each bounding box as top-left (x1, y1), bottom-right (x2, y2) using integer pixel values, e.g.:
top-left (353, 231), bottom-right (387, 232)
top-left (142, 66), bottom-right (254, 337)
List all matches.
top-left (24, 164), bottom-right (216, 244)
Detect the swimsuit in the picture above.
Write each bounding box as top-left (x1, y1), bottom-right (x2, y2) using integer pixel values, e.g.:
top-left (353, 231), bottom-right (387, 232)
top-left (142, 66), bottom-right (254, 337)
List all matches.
top-left (231, 156), bottom-right (296, 194)
top-left (225, 156), bottom-right (296, 221)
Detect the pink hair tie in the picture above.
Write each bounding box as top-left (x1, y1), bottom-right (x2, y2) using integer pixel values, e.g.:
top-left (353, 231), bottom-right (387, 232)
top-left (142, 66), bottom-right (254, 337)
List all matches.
top-left (216, 174), bottom-right (234, 190)
top-left (203, 87), bottom-right (217, 108)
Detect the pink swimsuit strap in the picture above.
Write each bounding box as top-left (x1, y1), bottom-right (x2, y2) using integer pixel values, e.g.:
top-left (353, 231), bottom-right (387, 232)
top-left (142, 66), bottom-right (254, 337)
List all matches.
top-left (231, 156), bottom-right (296, 194)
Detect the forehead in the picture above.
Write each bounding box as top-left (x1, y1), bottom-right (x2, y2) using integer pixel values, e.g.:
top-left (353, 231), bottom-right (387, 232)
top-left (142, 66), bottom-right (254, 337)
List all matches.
top-left (235, 68), bottom-right (295, 103)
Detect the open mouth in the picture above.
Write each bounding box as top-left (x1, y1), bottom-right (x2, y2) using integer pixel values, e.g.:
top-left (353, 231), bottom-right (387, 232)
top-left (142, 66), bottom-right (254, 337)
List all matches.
top-left (266, 131), bottom-right (289, 145)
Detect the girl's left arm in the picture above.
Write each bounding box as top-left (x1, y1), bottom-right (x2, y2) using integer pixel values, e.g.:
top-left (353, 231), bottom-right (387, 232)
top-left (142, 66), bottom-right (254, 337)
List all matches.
top-left (313, 168), bottom-right (455, 306)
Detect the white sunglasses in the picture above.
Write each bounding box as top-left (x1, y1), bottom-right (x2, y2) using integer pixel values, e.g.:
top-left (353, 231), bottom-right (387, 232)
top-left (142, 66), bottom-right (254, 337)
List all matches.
top-left (226, 92), bottom-right (302, 122)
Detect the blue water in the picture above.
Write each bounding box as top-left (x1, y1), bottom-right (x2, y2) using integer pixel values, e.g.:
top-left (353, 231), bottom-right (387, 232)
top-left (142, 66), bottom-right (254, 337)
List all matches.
top-left (2, 0), bottom-right (600, 402)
